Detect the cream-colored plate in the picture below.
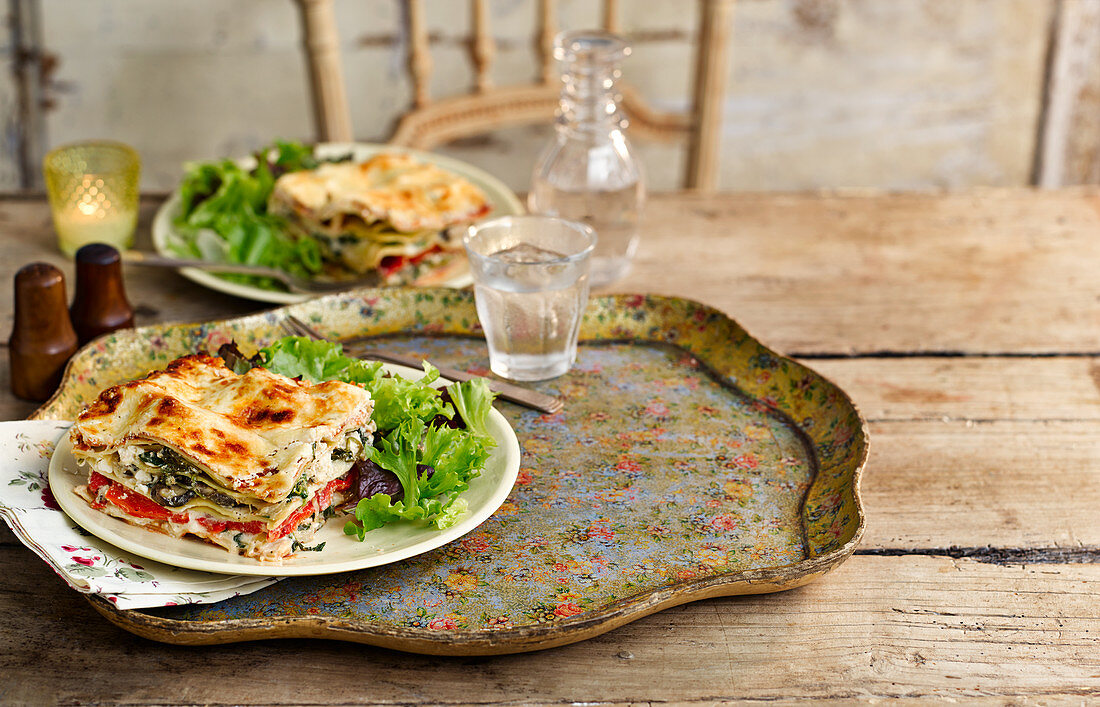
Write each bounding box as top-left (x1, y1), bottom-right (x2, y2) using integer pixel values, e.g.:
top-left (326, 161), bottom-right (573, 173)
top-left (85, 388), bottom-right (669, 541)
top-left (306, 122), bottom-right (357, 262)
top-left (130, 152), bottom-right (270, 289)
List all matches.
top-left (48, 364), bottom-right (521, 576)
top-left (152, 143), bottom-right (526, 304)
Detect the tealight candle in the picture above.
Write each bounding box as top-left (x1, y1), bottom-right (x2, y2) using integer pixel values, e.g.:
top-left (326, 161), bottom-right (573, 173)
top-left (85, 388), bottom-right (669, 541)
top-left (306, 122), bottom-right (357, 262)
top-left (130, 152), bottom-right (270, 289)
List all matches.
top-left (44, 142), bottom-right (140, 257)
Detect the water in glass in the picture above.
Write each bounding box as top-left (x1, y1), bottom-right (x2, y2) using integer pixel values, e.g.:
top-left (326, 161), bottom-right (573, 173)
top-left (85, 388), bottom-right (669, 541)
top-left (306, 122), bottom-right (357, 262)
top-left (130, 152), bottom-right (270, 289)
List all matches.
top-left (474, 243), bottom-right (590, 381)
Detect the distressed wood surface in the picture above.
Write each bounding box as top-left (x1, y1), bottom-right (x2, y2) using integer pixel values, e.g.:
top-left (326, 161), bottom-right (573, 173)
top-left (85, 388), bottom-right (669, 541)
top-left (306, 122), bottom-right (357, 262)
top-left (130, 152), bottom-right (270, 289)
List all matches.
top-left (0, 188), bottom-right (1096, 361)
top-left (862, 419), bottom-right (1099, 549)
top-left (1, 548), bottom-right (1096, 702)
top-left (808, 357), bottom-right (1100, 423)
top-left (616, 188), bottom-right (1100, 355)
top-left (0, 190), bottom-right (1096, 701)
top-left (813, 357), bottom-right (1100, 550)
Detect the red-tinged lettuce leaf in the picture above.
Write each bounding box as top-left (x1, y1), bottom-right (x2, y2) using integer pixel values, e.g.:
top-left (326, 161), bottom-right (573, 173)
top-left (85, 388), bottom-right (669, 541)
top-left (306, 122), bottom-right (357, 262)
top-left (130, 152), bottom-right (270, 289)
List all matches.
top-left (369, 418), bottom-right (425, 509)
top-left (344, 416), bottom-right (491, 536)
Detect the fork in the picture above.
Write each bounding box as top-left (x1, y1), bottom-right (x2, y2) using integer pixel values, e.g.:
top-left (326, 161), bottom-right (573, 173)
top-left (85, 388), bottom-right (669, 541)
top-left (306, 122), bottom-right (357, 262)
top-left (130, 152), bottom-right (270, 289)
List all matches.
top-left (122, 251), bottom-right (382, 295)
top-left (280, 315), bottom-right (564, 414)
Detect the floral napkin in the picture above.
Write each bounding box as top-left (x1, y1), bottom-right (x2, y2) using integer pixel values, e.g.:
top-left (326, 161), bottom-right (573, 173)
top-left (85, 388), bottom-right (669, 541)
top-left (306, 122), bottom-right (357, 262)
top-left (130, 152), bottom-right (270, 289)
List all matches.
top-left (0, 420), bottom-right (277, 610)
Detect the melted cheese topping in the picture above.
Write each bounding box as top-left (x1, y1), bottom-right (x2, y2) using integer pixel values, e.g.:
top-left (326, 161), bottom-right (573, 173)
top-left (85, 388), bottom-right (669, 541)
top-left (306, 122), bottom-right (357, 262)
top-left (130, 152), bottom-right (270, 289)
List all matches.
top-left (269, 153), bottom-right (491, 233)
top-left (70, 354), bottom-right (375, 504)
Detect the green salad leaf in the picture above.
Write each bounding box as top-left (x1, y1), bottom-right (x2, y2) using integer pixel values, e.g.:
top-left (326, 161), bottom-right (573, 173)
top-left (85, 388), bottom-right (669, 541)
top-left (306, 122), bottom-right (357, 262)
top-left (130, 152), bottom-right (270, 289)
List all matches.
top-left (371, 417), bottom-right (426, 510)
top-left (365, 363), bottom-right (452, 433)
top-left (248, 336), bottom-right (496, 536)
top-left (170, 140), bottom-right (338, 287)
top-left (252, 336), bottom-right (382, 385)
top-left (343, 494), bottom-right (407, 538)
top-left (445, 378), bottom-right (497, 444)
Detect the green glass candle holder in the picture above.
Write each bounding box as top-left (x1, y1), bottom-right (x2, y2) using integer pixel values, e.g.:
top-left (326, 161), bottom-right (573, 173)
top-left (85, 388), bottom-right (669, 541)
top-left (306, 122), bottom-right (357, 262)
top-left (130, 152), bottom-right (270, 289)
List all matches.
top-left (44, 141), bottom-right (141, 257)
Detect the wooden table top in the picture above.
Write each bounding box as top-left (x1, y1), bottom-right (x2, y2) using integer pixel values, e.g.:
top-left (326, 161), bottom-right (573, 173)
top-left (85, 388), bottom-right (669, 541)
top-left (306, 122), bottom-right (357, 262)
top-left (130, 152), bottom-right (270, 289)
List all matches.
top-left (2, 189), bottom-right (1097, 702)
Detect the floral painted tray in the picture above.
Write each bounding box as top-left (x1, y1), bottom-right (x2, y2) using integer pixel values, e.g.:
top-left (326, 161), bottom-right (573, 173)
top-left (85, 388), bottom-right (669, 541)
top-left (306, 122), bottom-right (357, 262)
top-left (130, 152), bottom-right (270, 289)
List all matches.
top-left (33, 289), bottom-right (867, 655)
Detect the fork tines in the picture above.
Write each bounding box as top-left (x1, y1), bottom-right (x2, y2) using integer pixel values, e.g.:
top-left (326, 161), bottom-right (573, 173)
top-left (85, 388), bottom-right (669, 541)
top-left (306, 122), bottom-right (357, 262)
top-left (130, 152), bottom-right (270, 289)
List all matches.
top-left (282, 314), bottom-right (325, 341)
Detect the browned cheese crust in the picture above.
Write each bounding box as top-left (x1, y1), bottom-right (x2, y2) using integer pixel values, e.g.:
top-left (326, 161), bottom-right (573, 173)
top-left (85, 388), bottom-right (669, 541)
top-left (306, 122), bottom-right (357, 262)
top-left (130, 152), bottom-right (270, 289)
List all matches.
top-left (69, 354), bottom-right (374, 503)
top-left (270, 153), bottom-right (491, 233)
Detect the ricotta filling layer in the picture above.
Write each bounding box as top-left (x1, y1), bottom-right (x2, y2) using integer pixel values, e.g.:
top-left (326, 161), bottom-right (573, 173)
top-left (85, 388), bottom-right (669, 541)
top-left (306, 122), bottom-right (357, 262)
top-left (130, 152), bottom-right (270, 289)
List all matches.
top-left (74, 428), bottom-right (372, 562)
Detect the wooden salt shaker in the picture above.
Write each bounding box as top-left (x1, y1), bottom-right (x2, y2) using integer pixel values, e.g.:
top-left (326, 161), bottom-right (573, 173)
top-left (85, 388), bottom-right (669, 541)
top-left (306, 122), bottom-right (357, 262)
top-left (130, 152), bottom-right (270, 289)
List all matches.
top-left (70, 243), bottom-right (134, 346)
top-left (9, 263), bottom-right (79, 401)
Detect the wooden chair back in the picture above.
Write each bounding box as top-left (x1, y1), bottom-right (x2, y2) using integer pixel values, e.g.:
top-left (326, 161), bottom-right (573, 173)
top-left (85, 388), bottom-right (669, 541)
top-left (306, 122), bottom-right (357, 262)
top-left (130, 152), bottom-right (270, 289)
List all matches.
top-left (294, 0), bottom-right (734, 191)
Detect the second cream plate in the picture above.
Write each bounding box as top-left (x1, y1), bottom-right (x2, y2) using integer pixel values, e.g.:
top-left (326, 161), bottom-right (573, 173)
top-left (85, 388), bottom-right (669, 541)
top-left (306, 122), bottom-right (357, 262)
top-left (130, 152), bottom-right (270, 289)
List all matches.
top-left (152, 142), bottom-right (526, 304)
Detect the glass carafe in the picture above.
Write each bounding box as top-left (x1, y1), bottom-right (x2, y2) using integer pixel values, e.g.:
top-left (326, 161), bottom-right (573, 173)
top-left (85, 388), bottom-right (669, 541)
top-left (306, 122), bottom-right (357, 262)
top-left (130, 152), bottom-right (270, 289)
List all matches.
top-left (528, 30), bottom-right (645, 288)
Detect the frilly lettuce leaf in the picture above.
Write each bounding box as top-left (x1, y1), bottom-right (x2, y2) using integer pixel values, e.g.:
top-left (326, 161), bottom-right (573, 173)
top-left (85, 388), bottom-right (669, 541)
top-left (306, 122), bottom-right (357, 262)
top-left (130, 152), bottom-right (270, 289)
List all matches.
top-left (253, 336), bottom-right (383, 385)
top-left (249, 336), bottom-right (495, 536)
top-left (364, 362), bottom-right (450, 432)
top-left (171, 140), bottom-right (330, 288)
top-left (445, 378), bottom-right (497, 445)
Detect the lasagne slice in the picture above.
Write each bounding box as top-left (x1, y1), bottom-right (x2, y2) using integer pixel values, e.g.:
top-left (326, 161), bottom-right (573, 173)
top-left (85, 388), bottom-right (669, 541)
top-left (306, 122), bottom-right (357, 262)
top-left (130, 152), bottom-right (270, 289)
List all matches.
top-left (68, 354), bottom-right (375, 562)
top-left (268, 153), bottom-right (491, 285)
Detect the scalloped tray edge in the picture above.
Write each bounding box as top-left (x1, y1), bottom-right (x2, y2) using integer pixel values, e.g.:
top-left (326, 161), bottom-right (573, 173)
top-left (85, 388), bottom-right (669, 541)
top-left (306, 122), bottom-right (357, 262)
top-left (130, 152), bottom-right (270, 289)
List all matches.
top-left (88, 554), bottom-right (851, 654)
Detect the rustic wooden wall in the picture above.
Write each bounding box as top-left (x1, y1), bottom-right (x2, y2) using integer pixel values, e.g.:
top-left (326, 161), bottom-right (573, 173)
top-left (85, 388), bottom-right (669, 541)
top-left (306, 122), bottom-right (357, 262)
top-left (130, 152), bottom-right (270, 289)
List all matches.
top-left (0, 0), bottom-right (36, 188)
top-left (0, 41), bottom-right (20, 188)
top-left (1, 0), bottom-right (1094, 192)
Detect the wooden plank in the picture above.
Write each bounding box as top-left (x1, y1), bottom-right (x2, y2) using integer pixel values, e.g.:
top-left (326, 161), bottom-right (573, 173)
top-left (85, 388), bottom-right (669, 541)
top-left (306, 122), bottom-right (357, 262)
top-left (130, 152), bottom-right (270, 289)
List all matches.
top-left (808, 358), bottom-right (1100, 549)
top-left (808, 356), bottom-right (1100, 423)
top-left (0, 188), bottom-right (1096, 359)
top-left (1, 552), bottom-right (1095, 702)
top-left (862, 419), bottom-right (1100, 549)
top-left (615, 189), bottom-right (1100, 355)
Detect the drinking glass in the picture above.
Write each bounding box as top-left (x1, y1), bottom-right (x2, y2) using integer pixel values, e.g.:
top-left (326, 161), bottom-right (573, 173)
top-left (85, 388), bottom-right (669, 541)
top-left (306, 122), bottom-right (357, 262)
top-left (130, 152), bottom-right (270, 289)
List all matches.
top-left (44, 141), bottom-right (141, 257)
top-left (464, 215), bottom-right (596, 381)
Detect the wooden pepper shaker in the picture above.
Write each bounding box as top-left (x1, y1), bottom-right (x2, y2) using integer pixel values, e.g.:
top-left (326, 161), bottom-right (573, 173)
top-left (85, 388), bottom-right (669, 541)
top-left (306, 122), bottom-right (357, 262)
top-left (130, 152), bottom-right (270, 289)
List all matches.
top-left (70, 243), bottom-right (134, 346)
top-left (9, 263), bottom-right (79, 401)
